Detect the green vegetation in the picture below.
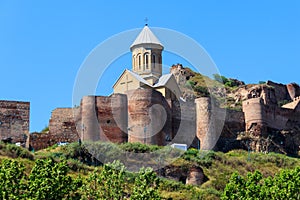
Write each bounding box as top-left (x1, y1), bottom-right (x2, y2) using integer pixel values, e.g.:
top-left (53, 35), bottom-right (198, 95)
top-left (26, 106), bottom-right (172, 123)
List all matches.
top-left (221, 167), bottom-right (300, 199)
top-left (41, 126), bottom-right (49, 133)
top-left (0, 142), bottom-right (299, 199)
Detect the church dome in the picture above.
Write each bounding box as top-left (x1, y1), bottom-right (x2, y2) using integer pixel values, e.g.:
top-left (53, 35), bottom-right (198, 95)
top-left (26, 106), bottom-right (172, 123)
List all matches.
top-left (130, 25), bottom-right (164, 51)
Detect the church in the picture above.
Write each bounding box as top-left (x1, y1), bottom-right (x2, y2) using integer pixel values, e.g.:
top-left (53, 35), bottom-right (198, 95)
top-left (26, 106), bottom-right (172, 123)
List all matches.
top-left (29, 24), bottom-right (203, 150)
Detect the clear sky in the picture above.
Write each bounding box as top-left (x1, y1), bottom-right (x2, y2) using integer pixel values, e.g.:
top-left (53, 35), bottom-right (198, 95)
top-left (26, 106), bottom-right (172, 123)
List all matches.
top-left (0, 1), bottom-right (299, 132)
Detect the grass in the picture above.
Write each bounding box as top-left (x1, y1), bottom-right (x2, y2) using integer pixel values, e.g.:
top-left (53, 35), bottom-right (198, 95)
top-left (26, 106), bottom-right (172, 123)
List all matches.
top-left (0, 142), bottom-right (299, 199)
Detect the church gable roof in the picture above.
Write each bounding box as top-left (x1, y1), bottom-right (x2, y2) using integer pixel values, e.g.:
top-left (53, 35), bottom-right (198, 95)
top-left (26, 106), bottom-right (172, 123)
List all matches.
top-left (153, 74), bottom-right (173, 87)
top-left (154, 74), bottom-right (181, 98)
top-left (126, 70), bottom-right (151, 86)
top-left (112, 69), bottom-right (151, 89)
top-left (130, 25), bottom-right (163, 49)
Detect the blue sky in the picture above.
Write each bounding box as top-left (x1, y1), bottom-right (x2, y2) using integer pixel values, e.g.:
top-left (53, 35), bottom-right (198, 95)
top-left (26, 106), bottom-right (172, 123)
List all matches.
top-left (0, 1), bottom-right (299, 132)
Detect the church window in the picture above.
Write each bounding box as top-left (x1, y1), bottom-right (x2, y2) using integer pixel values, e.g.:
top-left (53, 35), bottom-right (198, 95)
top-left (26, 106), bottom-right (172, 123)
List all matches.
top-left (138, 54), bottom-right (141, 70)
top-left (132, 55), bottom-right (136, 70)
top-left (144, 53), bottom-right (149, 69)
top-left (152, 54), bottom-right (156, 68)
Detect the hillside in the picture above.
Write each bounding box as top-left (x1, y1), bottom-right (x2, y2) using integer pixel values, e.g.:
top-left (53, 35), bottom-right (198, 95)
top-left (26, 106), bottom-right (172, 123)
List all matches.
top-left (1, 141), bottom-right (299, 199)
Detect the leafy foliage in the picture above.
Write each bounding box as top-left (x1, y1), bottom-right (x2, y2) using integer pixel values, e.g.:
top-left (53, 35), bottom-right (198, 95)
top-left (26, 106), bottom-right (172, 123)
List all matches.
top-left (119, 142), bottom-right (160, 153)
top-left (221, 167), bottom-right (300, 199)
top-left (81, 160), bottom-right (127, 200)
top-left (131, 167), bottom-right (161, 200)
top-left (27, 158), bottom-right (81, 200)
top-left (41, 126), bottom-right (49, 133)
top-left (0, 142), bottom-right (34, 160)
top-left (0, 158), bottom-right (81, 200)
top-left (0, 159), bottom-right (27, 199)
top-left (183, 148), bottom-right (216, 167)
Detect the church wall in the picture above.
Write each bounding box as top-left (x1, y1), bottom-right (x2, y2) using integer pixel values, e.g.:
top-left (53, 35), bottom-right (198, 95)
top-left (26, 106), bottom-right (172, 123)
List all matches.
top-left (113, 71), bottom-right (141, 95)
top-left (131, 47), bottom-right (162, 77)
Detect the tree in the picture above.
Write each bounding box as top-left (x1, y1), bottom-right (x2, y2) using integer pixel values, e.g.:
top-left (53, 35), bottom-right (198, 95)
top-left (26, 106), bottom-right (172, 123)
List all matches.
top-left (221, 167), bottom-right (300, 200)
top-left (130, 167), bottom-right (161, 200)
top-left (27, 158), bottom-right (81, 200)
top-left (0, 159), bottom-right (27, 199)
top-left (82, 160), bottom-right (127, 199)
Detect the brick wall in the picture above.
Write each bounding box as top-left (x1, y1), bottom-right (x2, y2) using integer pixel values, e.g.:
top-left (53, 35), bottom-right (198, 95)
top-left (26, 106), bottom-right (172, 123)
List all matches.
top-left (30, 107), bottom-right (80, 151)
top-left (0, 100), bottom-right (29, 144)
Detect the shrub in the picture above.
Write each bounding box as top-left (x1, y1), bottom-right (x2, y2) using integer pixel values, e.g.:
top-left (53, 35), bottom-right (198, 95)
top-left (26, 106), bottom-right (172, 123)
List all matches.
top-left (119, 142), bottom-right (160, 153)
top-left (0, 143), bottom-right (34, 160)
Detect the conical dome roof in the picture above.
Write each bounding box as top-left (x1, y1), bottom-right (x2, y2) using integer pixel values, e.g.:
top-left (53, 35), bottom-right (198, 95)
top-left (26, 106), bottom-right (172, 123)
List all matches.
top-left (130, 25), bottom-right (164, 50)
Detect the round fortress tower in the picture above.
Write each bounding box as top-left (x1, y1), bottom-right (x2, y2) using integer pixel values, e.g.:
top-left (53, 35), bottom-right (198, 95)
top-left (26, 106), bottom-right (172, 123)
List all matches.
top-left (81, 96), bottom-right (100, 141)
top-left (195, 97), bottom-right (225, 150)
top-left (96, 94), bottom-right (128, 143)
top-left (80, 94), bottom-right (128, 143)
top-left (127, 89), bottom-right (171, 146)
top-left (242, 98), bottom-right (267, 136)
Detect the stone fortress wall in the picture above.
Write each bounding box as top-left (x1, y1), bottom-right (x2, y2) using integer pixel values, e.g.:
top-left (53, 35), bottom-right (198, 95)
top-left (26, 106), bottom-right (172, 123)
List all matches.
top-left (81, 94), bottom-right (128, 143)
top-left (0, 100), bottom-right (30, 145)
top-left (30, 107), bottom-right (80, 150)
top-left (30, 66), bottom-right (300, 153)
top-left (242, 81), bottom-right (300, 136)
top-left (3, 70), bottom-right (299, 154)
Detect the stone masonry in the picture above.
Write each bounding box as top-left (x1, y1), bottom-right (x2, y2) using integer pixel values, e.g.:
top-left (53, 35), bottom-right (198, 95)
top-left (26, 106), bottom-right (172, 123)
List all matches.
top-left (0, 100), bottom-right (29, 145)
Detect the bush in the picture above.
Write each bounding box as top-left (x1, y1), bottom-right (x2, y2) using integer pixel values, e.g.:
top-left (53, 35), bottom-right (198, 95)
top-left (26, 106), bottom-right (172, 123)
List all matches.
top-left (131, 167), bottom-right (161, 199)
top-left (194, 86), bottom-right (209, 96)
top-left (119, 142), bottom-right (160, 153)
top-left (0, 158), bottom-right (82, 200)
top-left (0, 142), bottom-right (34, 160)
top-left (183, 149), bottom-right (216, 167)
top-left (221, 167), bottom-right (300, 199)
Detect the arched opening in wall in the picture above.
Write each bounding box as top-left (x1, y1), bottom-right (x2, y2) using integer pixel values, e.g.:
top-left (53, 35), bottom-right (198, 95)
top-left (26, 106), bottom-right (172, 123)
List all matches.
top-left (144, 53), bottom-right (149, 70)
top-left (132, 55), bottom-right (136, 70)
top-left (152, 54), bottom-right (156, 68)
top-left (106, 120), bottom-right (111, 124)
top-left (138, 54), bottom-right (141, 70)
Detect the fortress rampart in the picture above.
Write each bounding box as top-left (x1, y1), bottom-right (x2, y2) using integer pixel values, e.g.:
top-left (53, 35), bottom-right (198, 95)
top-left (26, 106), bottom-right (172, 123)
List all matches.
top-left (0, 100), bottom-right (29, 145)
top-left (243, 97), bottom-right (300, 137)
top-left (94, 94), bottom-right (128, 143)
top-left (30, 107), bottom-right (80, 150)
top-left (26, 81), bottom-right (300, 154)
top-left (127, 89), bottom-right (171, 146)
top-left (195, 97), bottom-right (228, 150)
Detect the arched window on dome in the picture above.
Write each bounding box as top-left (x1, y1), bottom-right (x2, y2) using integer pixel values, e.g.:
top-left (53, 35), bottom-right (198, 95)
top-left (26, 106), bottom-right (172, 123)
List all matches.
top-left (132, 55), bottom-right (136, 70)
top-left (138, 54), bottom-right (141, 70)
top-left (152, 54), bottom-right (156, 68)
top-left (144, 53), bottom-right (149, 70)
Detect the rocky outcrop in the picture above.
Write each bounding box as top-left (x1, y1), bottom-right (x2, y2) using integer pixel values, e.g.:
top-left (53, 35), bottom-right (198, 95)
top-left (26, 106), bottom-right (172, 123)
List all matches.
top-left (159, 164), bottom-right (208, 186)
top-left (186, 166), bottom-right (208, 185)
